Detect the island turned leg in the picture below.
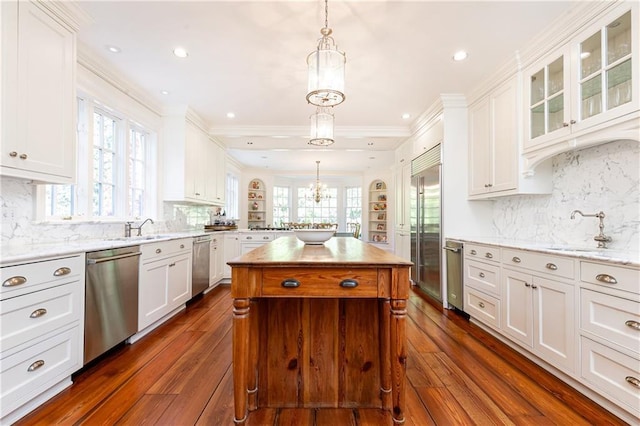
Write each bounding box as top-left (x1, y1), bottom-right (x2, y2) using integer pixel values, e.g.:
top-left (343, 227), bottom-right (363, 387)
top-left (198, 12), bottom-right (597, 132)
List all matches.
top-left (233, 298), bottom-right (251, 425)
top-left (390, 298), bottom-right (407, 424)
top-left (379, 299), bottom-right (392, 410)
top-left (247, 299), bottom-right (260, 410)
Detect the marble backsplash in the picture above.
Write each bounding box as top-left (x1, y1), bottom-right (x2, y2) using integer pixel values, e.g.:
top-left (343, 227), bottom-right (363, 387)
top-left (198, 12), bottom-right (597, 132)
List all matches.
top-left (492, 139), bottom-right (639, 252)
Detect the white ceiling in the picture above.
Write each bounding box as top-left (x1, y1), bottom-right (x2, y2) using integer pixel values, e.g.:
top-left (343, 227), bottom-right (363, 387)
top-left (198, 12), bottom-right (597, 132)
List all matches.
top-left (76, 0), bottom-right (576, 174)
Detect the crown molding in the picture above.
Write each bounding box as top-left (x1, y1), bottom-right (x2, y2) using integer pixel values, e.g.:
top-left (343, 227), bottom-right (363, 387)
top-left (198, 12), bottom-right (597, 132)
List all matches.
top-left (35, 0), bottom-right (93, 32)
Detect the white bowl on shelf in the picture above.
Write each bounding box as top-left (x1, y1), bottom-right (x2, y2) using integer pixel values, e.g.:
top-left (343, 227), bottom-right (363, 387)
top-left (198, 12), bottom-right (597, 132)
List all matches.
top-left (294, 229), bottom-right (335, 245)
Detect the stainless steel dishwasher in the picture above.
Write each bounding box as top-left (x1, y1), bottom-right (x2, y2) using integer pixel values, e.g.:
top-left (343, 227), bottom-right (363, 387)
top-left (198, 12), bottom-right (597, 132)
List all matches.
top-left (84, 246), bottom-right (141, 365)
top-left (192, 235), bottom-right (211, 297)
top-left (444, 239), bottom-right (464, 311)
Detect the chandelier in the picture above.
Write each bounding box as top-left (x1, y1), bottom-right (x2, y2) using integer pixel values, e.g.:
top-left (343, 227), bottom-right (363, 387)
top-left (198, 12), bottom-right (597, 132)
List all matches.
top-left (309, 160), bottom-right (330, 203)
top-left (306, 0), bottom-right (346, 107)
top-left (309, 107), bottom-right (334, 146)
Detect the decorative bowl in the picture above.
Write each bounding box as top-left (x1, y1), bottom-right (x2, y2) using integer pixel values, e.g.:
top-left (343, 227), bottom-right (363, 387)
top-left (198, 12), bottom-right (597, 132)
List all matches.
top-left (294, 229), bottom-right (335, 245)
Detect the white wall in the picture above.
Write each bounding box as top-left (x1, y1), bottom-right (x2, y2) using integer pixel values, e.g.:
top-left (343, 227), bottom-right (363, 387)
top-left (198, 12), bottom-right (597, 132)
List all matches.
top-left (492, 139), bottom-right (640, 251)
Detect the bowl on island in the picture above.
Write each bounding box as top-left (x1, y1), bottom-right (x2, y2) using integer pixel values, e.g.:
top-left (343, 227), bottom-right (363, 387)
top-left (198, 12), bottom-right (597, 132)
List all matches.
top-left (294, 229), bottom-right (336, 245)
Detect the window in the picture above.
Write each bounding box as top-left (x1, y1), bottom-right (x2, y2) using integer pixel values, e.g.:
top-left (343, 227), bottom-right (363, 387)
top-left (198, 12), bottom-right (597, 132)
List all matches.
top-left (296, 187), bottom-right (338, 223)
top-left (344, 186), bottom-right (362, 225)
top-left (44, 97), bottom-right (155, 220)
top-left (225, 173), bottom-right (239, 219)
top-left (272, 186), bottom-right (290, 227)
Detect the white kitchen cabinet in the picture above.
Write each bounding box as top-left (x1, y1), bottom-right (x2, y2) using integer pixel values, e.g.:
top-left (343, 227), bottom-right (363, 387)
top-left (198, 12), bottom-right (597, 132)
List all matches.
top-left (0, 254), bottom-right (84, 424)
top-left (209, 234), bottom-right (224, 287)
top-left (502, 266), bottom-right (576, 374)
top-left (163, 113), bottom-right (225, 206)
top-left (1, 1), bottom-right (77, 184)
top-left (239, 231), bottom-right (274, 254)
top-left (463, 243), bottom-right (502, 330)
top-left (223, 232), bottom-right (240, 279)
top-left (138, 238), bottom-right (192, 331)
top-left (523, 3), bottom-right (638, 164)
top-left (212, 141), bottom-right (226, 205)
top-left (468, 76), bottom-right (551, 198)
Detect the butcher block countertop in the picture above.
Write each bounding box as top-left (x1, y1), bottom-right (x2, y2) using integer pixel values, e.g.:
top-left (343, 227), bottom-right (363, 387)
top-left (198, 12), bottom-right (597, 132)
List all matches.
top-left (228, 235), bottom-right (412, 425)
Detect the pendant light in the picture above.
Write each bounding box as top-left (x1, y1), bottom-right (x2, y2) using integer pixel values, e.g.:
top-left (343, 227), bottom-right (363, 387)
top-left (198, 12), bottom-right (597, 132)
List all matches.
top-left (309, 160), bottom-right (330, 203)
top-left (309, 107), bottom-right (334, 146)
top-left (306, 0), bottom-right (346, 107)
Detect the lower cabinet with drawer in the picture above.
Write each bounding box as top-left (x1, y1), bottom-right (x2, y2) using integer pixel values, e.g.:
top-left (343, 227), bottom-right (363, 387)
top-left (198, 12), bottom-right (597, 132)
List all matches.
top-left (463, 244), bottom-right (502, 330)
top-left (137, 238), bottom-right (192, 333)
top-left (0, 254), bottom-right (84, 424)
top-left (578, 260), bottom-right (640, 420)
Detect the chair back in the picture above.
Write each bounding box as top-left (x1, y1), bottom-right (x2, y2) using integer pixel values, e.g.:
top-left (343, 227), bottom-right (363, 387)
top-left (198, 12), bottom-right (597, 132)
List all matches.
top-left (313, 223), bottom-right (338, 229)
top-left (347, 222), bottom-right (361, 238)
top-left (287, 222), bottom-right (310, 229)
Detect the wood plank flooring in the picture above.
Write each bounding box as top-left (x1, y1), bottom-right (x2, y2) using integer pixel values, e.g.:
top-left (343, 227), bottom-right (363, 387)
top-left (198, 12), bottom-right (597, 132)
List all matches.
top-left (16, 285), bottom-right (626, 425)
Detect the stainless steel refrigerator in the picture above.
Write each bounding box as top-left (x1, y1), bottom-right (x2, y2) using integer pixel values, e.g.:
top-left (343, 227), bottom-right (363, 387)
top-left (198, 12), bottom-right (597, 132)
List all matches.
top-left (410, 145), bottom-right (442, 302)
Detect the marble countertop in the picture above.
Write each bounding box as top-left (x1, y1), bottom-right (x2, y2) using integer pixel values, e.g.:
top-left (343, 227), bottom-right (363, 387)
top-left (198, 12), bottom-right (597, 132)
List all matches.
top-left (452, 237), bottom-right (640, 267)
top-left (1, 230), bottom-right (210, 266)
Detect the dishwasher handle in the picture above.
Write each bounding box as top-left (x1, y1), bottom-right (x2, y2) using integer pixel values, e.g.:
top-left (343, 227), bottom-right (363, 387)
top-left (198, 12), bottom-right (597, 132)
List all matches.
top-left (443, 246), bottom-right (461, 253)
top-left (193, 239), bottom-right (211, 245)
top-left (87, 252), bottom-right (142, 265)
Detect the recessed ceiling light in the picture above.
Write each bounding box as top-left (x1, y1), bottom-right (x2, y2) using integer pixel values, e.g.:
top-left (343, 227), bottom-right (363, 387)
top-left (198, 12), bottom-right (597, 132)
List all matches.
top-left (226, 112), bottom-right (235, 119)
top-left (173, 47), bottom-right (189, 58)
top-left (580, 51), bottom-right (591, 59)
top-left (106, 45), bottom-right (121, 53)
top-left (453, 50), bottom-right (468, 61)
top-left (160, 90), bottom-right (170, 95)
top-left (401, 113), bottom-right (411, 120)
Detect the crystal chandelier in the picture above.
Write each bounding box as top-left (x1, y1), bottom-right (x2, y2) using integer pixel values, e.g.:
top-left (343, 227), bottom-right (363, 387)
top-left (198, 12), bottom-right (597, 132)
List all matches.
top-left (309, 107), bottom-right (334, 146)
top-left (309, 160), bottom-right (330, 203)
top-left (306, 0), bottom-right (346, 107)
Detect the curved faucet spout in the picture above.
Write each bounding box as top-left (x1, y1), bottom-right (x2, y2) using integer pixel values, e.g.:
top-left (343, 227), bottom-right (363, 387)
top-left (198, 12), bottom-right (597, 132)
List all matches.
top-left (570, 210), bottom-right (583, 219)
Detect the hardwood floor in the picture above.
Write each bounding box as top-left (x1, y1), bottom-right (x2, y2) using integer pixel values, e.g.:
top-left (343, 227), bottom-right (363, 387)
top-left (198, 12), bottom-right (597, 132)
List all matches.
top-left (16, 285), bottom-right (625, 425)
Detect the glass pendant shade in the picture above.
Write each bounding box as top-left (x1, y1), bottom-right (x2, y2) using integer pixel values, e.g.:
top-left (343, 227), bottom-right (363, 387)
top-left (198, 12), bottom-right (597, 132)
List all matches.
top-left (307, 36), bottom-right (346, 107)
top-left (309, 107), bottom-right (335, 146)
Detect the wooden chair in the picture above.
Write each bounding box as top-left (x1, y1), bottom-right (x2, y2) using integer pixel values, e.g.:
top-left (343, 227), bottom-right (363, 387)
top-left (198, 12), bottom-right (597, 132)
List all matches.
top-left (347, 222), bottom-right (361, 238)
top-left (287, 222), bottom-right (310, 229)
top-left (313, 223), bottom-right (338, 229)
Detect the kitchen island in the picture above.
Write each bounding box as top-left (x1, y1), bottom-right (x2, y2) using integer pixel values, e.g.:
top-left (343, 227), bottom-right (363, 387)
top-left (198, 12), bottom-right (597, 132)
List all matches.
top-left (228, 236), bottom-right (412, 424)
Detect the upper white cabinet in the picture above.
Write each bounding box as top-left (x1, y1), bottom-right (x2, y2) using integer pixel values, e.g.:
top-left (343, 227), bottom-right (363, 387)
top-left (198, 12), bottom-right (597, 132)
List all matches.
top-left (163, 112), bottom-right (226, 206)
top-left (468, 76), bottom-right (551, 199)
top-left (1, 1), bottom-right (77, 184)
top-left (523, 2), bottom-right (639, 167)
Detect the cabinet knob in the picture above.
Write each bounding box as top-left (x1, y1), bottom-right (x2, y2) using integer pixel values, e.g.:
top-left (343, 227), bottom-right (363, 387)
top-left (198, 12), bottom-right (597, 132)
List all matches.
top-left (512, 257), bottom-right (521, 263)
top-left (9, 151), bottom-right (17, 157)
top-left (3, 276), bottom-right (27, 287)
top-left (470, 249), bottom-right (477, 255)
top-left (19, 153), bottom-right (27, 160)
top-left (625, 320), bottom-right (640, 330)
top-left (570, 119), bottom-right (576, 124)
top-left (595, 273), bottom-right (617, 284)
top-left (478, 301), bottom-right (485, 309)
top-left (626, 376), bottom-right (640, 388)
top-left (53, 267), bottom-right (71, 276)
top-left (168, 262), bottom-right (176, 267)
top-left (30, 308), bottom-right (48, 318)
top-left (485, 252), bottom-right (493, 259)
top-left (479, 272), bottom-right (485, 278)
top-left (27, 360), bottom-right (45, 372)
top-left (263, 236), bottom-right (269, 240)
top-left (156, 248), bottom-right (162, 254)
top-left (545, 263), bottom-right (557, 271)
top-left (195, 192), bottom-right (201, 196)
top-left (531, 284), bottom-right (538, 289)
top-left (180, 244), bottom-right (185, 249)
top-left (487, 183), bottom-right (493, 188)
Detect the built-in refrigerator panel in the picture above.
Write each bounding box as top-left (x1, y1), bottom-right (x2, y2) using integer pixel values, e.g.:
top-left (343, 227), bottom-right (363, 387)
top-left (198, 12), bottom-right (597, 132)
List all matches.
top-left (410, 145), bottom-right (442, 302)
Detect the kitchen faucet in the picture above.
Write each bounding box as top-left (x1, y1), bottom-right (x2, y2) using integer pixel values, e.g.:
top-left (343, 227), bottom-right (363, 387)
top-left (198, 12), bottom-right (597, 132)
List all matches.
top-left (124, 218), bottom-right (155, 237)
top-left (570, 210), bottom-right (612, 248)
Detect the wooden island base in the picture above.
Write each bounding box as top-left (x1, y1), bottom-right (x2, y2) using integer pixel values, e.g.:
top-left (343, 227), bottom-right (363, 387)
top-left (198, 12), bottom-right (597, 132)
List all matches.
top-left (229, 237), bottom-right (412, 425)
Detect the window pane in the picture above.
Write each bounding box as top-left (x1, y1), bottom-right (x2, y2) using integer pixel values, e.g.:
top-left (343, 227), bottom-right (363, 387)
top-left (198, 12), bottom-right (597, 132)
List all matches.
top-left (272, 186), bottom-right (290, 227)
top-left (225, 173), bottom-right (239, 219)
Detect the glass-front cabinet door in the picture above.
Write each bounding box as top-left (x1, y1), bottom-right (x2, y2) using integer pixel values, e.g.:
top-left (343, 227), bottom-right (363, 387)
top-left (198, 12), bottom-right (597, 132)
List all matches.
top-left (524, 4), bottom-right (637, 152)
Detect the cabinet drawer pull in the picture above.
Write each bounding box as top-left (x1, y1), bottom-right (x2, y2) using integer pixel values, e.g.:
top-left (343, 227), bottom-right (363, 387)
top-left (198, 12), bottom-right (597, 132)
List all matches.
top-left (19, 153), bottom-right (27, 160)
top-left (625, 320), bottom-right (640, 330)
top-left (180, 244), bottom-right (185, 249)
top-left (30, 308), bottom-right (47, 318)
top-left (470, 249), bottom-right (477, 255)
top-left (3, 276), bottom-right (27, 287)
top-left (595, 274), bottom-right (617, 284)
top-left (339, 279), bottom-right (358, 288)
top-left (263, 236), bottom-right (270, 240)
top-left (281, 279), bottom-right (300, 288)
top-left (545, 263), bottom-right (557, 271)
top-left (531, 284), bottom-right (538, 289)
top-left (478, 272), bottom-right (485, 278)
top-left (478, 301), bottom-right (485, 309)
top-left (27, 360), bottom-right (45, 372)
top-left (525, 282), bottom-right (531, 287)
top-left (485, 252), bottom-right (493, 259)
top-left (156, 248), bottom-right (162, 254)
top-left (246, 236), bottom-right (253, 240)
top-left (9, 151), bottom-right (17, 157)
top-left (168, 262), bottom-right (176, 267)
top-left (53, 267), bottom-right (71, 276)
top-left (625, 376), bottom-right (640, 388)
top-left (512, 257), bottom-right (521, 263)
